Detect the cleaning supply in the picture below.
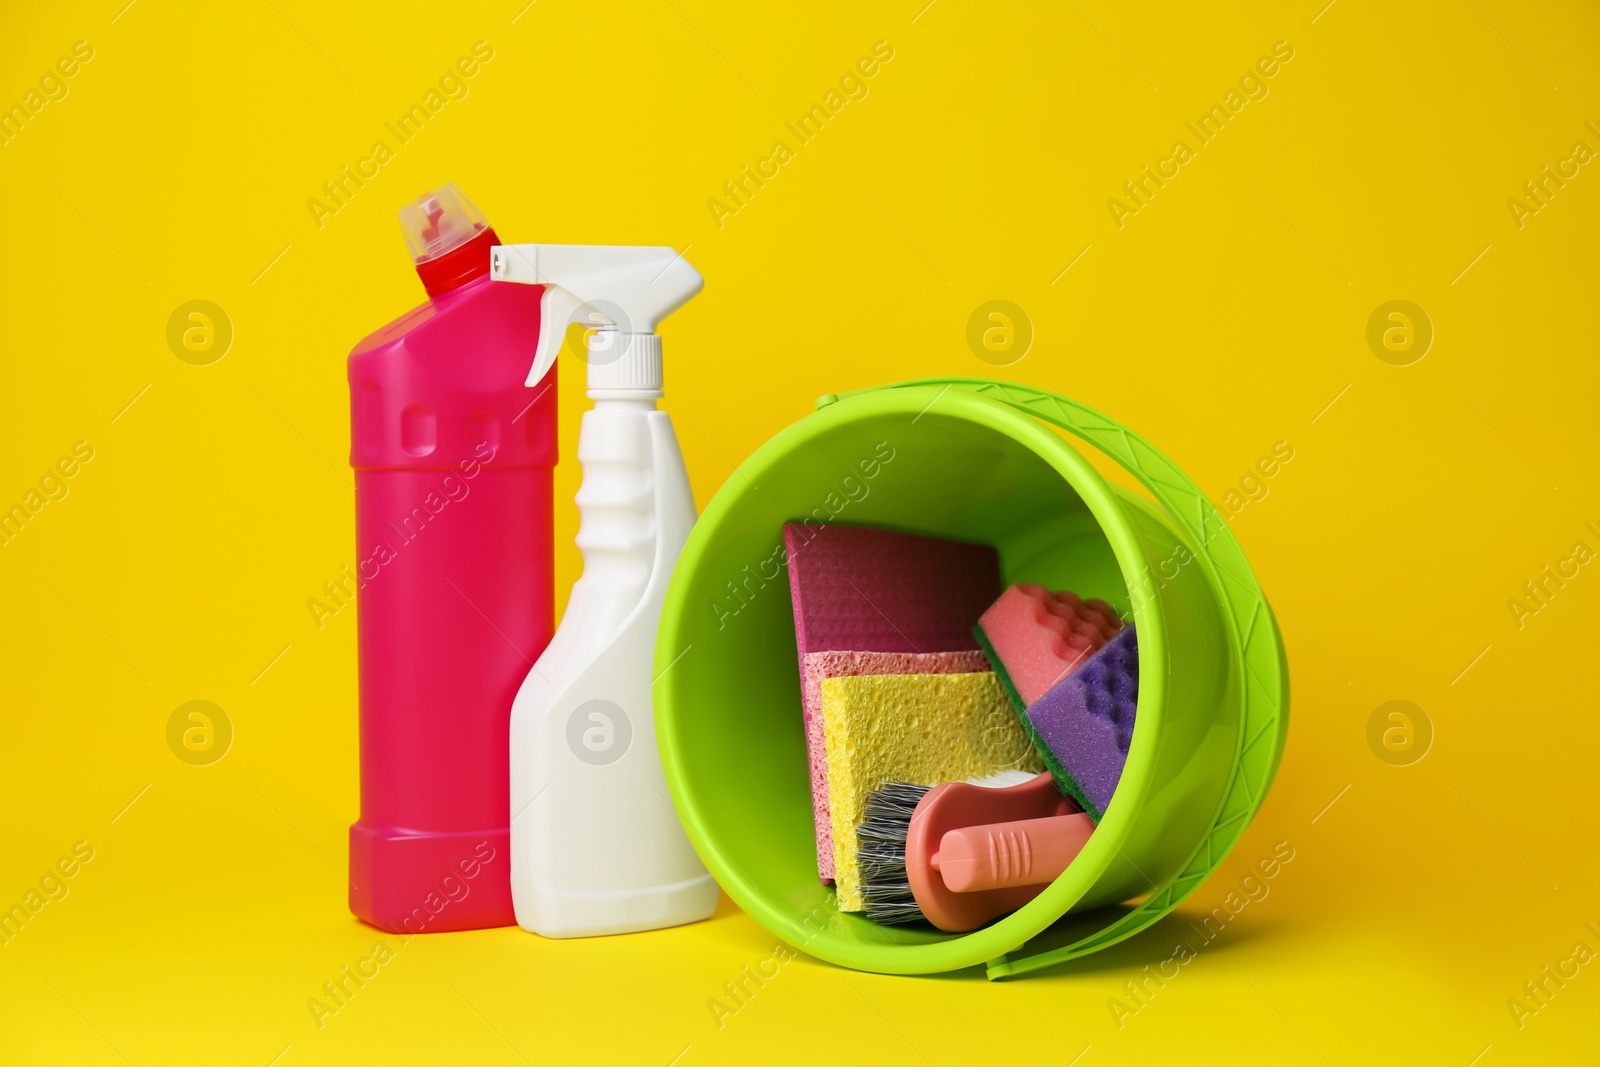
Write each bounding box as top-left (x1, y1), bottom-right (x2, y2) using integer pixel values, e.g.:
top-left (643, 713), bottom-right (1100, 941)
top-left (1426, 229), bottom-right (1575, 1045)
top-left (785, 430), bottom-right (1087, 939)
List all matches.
top-left (858, 772), bottom-right (1094, 932)
top-left (655, 379), bottom-right (1289, 978)
top-left (784, 524), bottom-right (1000, 658)
top-left (346, 183), bottom-right (557, 933)
top-left (490, 243), bottom-right (717, 938)
top-left (974, 583), bottom-right (1122, 713)
top-left (783, 523), bottom-right (1001, 879)
top-left (819, 671), bottom-right (1043, 911)
top-left (801, 650), bottom-right (990, 883)
top-left (1023, 625), bottom-right (1139, 822)
top-left (974, 582), bottom-right (1137, 822)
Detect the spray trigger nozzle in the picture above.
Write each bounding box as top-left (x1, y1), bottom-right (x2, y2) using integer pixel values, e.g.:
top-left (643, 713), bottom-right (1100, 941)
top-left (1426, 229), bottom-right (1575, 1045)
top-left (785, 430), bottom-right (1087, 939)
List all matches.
top-left (490, 244), bottom-right (702, 392)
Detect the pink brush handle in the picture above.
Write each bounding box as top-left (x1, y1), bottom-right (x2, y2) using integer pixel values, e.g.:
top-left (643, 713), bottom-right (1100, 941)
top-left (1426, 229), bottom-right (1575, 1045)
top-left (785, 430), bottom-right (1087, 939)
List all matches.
top-left (932, 813), bottom-right (1096, 893)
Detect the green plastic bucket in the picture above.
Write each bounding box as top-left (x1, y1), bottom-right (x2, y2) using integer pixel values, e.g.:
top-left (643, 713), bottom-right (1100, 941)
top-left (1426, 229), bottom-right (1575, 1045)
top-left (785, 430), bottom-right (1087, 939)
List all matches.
top-left (655, 379), bottom-right (1289, 978)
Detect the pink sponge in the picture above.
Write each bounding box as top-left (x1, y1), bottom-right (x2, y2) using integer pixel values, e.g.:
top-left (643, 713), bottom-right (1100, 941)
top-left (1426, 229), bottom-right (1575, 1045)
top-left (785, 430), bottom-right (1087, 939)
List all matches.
top-left (783, 524), bottom-right (1001, 657)
top-left (974, 583), bottom-right (1122, 711)
top-left (801, 650), bottom-right (991, 882)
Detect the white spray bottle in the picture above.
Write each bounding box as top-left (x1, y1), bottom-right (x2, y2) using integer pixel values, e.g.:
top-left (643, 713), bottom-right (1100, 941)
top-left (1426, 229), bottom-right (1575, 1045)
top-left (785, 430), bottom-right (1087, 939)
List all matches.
top-left (490, 244), bottom-right (718, 938)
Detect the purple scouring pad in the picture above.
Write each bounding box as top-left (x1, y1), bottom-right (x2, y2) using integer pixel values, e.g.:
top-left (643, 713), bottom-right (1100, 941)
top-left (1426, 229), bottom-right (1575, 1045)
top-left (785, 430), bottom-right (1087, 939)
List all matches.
top-left (1023, 624), bottom-right (1138, 822)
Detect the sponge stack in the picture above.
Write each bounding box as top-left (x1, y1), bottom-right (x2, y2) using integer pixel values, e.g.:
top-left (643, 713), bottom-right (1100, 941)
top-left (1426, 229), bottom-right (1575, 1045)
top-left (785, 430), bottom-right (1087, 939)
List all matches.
top-left (784, 524), bottom-right (1002, 881)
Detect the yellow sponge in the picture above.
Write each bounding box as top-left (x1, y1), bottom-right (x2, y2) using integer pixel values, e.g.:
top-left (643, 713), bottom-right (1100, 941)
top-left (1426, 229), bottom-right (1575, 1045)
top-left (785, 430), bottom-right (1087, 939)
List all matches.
top-left (821, 671), bottom-right (1044, 911)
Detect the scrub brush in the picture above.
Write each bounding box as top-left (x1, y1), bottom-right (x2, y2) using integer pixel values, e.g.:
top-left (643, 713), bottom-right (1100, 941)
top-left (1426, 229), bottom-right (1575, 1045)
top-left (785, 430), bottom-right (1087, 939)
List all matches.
top-left (857, 771), bottom-right (1094, 932)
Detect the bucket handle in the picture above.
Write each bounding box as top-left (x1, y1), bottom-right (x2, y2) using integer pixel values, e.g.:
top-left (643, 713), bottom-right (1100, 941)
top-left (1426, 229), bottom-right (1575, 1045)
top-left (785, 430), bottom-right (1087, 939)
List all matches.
top-left (824, 379), bottom-right (1289, 979)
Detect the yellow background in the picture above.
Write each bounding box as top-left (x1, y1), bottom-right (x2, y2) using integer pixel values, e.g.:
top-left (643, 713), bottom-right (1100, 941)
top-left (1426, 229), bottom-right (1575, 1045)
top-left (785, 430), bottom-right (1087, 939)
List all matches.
top-left (2, 0), bottom-right (1596, 1063)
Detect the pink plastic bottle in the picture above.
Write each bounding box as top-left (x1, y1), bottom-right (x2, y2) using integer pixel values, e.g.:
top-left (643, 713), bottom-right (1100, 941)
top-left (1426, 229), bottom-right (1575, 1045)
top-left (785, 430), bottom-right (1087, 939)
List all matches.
top-left (346, 184), bottom-right (555, 932)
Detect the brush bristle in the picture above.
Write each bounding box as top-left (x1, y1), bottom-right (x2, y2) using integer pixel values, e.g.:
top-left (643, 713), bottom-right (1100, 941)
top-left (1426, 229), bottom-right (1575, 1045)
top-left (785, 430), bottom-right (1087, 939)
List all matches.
top-left (856, 781), bottom-right (932, 925)
top-left (855, 772), bottom-right (1040, 925)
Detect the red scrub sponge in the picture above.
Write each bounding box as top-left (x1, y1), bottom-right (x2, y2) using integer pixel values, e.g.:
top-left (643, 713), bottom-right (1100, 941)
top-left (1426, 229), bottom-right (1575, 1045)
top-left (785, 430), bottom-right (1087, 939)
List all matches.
top-left (973, 583), bottom-right (1122, 712)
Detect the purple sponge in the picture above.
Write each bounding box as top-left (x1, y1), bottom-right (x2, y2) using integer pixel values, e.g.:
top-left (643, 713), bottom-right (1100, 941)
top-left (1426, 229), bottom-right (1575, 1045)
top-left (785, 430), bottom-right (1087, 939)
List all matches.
top-left (1023, 624), bottom-right (1138, 822)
